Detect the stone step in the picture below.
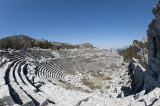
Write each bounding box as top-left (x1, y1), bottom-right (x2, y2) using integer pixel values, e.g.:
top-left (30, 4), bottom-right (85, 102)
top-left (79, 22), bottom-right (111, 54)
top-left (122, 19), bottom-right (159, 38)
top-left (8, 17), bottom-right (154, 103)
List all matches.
top-left (16, 63), bottom-right (49, 106)
top-left (0, 61), bottom-right (14, 86)
top-left (18, 64), bottom-right (37, 92)
top-left (38, 65), bottom-right (49, 82)
top-left (39, 83), bottom-right (60, 104)
top-left (38, 65), bottom-right (48, 82)
top-left (43, 63), bottom-right (67, 78)
top-left (51, 61), bottom-right (69, 72)
top-left (0, 85), bottom-right (15, 106)
top-left (8, 60), bottom-right (34, 105)
top-left (41, 63), bottom-right (62, 79)
top-left (22, 86), bottom-right (49, 106)
top-left (37, 63), bottom-right (67, 81)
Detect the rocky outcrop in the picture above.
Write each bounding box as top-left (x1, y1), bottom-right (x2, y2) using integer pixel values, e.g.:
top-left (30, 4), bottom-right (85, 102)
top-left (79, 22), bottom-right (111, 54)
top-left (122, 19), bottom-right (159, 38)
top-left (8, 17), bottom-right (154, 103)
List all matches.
top-left (119, 37), bottom-right (148, 68)
top-left (132, 38), bottom-right (148, 63)
top-left (142, 36), bottom-right (147, 44)
top-left (128, 0), bottom-right (160, 103)
top-left (144, 0), bottom-right (160, 93)
top-left (129, 58), bottom-right (146, 94)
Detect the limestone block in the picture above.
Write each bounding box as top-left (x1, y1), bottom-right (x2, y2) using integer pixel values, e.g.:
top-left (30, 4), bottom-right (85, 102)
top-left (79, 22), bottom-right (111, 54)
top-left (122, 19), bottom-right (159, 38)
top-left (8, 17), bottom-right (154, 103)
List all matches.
top-left (144, 72), bottom-right (160, 92)
top-left (157, 36), bottom-right (160, 48)
top-left (155, 11), bottom-right (160, 24)
top-left (34, 83), bottom-right (42, 88)
top-left (130, 101), bottom-right (146, 106)
top-left (149, 19), bottom-right (156, 28)
top-left (146, 66), bottom-right (156, 75)
top-left (150, 38), bottom-right (155, 49)
top-left (145, 88), bottom-right (160, 105)
top-left (0, 85), bottom-right (15, 106)
top-left (1, 57), bottom-right (5, 64)
top-left (151, 63), bottom-right (160, 74)
top-left (158, 74), bottom-right (160, 82)
top-left (152, 6), bottom-right (158, 14)
top-left (148, 28), bottom-right (158, 37)
top-left (154, 58), bottom-right (160, 66)
top-left (157, 50), bottom-right (160, 59)
top-left (142, 36), bottom-right (147, 44)
top-left (148, 62), bottom-right (152, 68)
top-left (134, 90), bottom-right (145, 100)
top-left (13, 104), bottom-right (20, 106)
top-left (153, 99), bottom-right (160, 106)
top-left (0, 78), bottom-right (5, 87)
top-left (148, 37), bottom-right (152, 50)
top-left (134, 64), bottom-right (145, 84)
top-left (148, 50), bottom-right (155, 57)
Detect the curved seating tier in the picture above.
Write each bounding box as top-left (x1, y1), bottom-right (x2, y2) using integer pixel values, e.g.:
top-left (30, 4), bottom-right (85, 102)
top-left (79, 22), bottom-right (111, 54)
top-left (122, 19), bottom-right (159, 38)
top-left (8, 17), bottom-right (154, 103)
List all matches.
top-left (0, 50), bottom-right (75, 106)
top-left (0, 51), bottom-right (56, 106)
top-left (36, 62), bottom-right (68, 82)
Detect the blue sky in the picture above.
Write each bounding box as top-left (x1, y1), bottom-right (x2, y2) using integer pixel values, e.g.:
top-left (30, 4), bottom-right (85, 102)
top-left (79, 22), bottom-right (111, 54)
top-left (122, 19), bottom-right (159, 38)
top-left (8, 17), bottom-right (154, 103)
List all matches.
top-left (0, 0), bottom-right (157, 48)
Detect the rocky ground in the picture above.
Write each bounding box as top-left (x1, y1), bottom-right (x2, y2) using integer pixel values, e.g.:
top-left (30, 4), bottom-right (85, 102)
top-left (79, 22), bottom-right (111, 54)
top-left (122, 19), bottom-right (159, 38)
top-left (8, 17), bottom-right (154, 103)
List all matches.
top-left (0, 46), bottom-right (160, 106)
top-left (0, 48), bottom-right (133, 106)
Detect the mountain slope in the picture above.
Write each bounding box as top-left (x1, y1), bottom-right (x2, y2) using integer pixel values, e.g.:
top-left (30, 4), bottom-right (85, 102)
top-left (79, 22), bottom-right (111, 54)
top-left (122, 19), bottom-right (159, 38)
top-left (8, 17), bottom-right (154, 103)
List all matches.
top-left (0, 35), bottom-right (94, 50)
top-left (119, 36), bottom-right (148, 68)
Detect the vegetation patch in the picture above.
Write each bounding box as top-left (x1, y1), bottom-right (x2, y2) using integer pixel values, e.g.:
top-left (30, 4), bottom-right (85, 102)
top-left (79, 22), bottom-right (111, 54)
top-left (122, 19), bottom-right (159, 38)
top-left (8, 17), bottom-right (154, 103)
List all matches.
top-left (0, 35), bottom-right (94, 50)
top-left (83, 58), bottom-right (91, 63)
top-left (109, 63), bottom-right (121, 69)
top-left (106, 85), bottom-right (110, 89)
top-left (82, 70), bottom-right (112, 90)
top-left (59, 79), bottom-right (91, 93)
top-left (81, 76), bottom-right (102, 90)
top-left (119, 43), bottom-right (148, 68)
top-left (88, 70), bottom-right (104, 77)
top-left (103, 76), bottom-right (112, 80)
top-left (133, 40), bottom-right (148, 49)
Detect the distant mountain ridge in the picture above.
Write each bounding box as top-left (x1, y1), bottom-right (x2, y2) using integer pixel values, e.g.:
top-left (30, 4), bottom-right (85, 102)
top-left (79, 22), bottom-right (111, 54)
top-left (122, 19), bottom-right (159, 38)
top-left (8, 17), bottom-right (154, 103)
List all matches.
top-left (0, 35), bottom-right (94, 50)
top-left (116, 46), bottom-right (129, 52)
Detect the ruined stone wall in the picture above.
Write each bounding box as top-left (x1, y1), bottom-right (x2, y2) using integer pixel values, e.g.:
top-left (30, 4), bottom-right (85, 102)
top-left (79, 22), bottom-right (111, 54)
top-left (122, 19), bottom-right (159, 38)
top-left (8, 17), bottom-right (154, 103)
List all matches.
top-left (144, 0), bottom-right (160, 93)
top-left (129, 0), bottom-right (160, 94)
top-left (147, 0), bottom-right (160, 72)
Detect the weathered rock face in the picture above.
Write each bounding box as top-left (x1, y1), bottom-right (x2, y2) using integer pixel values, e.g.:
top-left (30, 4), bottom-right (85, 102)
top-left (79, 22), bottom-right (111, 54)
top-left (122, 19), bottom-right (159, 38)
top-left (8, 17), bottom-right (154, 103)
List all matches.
top-left (142, 36), bottom-right (147, 44)
top-left (132, 38), bottom-right (148, 63)
top-left (145, 0), bottom-right (160, 93)
top-left (129, 58), bottom-right (146, 94)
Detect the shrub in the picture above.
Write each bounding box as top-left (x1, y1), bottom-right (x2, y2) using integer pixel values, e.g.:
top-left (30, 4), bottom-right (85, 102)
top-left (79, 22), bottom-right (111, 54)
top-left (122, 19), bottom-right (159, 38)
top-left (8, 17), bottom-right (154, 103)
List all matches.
top-left (119, 44), bottom-right (148, 68)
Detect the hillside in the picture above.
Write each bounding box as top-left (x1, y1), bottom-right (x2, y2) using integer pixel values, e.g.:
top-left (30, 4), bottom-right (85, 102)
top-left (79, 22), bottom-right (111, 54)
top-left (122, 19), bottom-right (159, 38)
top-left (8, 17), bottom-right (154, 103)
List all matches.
top-left (119, 36), bottom-right (148, 68)
top-left (0, 35), bottom-right (94, 50)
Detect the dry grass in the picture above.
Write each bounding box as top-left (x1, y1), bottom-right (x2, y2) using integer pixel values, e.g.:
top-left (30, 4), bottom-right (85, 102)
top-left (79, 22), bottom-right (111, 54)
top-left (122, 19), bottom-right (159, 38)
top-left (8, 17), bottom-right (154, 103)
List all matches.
top-left (128, 79), bottom-right (132, 83)
top-left (59, 79), bottom-right (91, 93)
top-left (103, 76), bottom-right (112, 80)
top-left (100, 90), bottom-right (104, 93)
top-left (89, 70), bottom-right (104, 77)
top-left (69, 70), bottom-right (77, 75)
top-left (82, 69), bottom-right (113, 91)
top-left (81, 77), bottom-right (102, 90)
top-left (109, 63), bottom-right (121, 69)
top-left (106, 85), bottom-right (110, 89)
top-left (119, 82), bottom-right (123, 84)
top-left (83, 58), bottom-right (91, 63)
